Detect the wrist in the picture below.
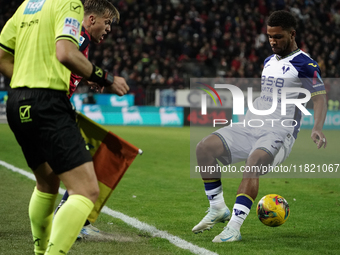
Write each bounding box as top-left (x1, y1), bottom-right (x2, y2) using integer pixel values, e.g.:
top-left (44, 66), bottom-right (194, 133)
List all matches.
top-left (89, 64), bottom-right (114, 88)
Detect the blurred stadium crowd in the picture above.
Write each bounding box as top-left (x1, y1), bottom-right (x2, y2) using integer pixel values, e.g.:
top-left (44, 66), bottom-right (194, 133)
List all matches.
top-left (1, 0), bottom-right (340, 105)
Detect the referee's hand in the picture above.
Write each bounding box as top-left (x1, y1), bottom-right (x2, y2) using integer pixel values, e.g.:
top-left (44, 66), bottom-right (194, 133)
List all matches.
top-left (107, 76), bottom-right (130, 96)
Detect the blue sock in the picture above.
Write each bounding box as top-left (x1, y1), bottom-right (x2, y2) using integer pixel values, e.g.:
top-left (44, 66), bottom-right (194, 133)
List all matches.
top-left (54, 191), bottom-right (69, 216)
top-left (61, 191), bottom-right (69, 201)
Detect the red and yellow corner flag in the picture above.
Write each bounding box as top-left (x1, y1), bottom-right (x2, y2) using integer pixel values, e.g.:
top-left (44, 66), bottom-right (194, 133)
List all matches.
top-left (77, 112), bottom-right (141, 223)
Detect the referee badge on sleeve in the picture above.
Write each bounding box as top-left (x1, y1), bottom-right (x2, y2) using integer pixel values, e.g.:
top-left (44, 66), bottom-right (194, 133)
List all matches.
top-left (63, 17), bottom-right (80, 38)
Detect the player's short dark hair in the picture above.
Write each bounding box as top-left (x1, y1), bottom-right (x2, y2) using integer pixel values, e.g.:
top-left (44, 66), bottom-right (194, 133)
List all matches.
top-left (84, 0), bottom-right (120, 23)
top-left (267, 11), bottom-right (297, 31)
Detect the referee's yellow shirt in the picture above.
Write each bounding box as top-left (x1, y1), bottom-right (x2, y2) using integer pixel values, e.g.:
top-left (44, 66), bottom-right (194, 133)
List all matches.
top-left (0, 0), bottom-right (84, 92)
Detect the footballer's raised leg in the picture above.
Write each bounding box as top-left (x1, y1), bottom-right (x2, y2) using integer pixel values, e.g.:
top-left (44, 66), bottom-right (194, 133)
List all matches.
top-left (192, 134), bottom-right (231, 234)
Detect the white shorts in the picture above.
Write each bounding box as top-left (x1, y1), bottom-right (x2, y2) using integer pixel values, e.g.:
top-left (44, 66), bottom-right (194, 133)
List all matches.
top-left (213, 125), bottom-right (295, 167)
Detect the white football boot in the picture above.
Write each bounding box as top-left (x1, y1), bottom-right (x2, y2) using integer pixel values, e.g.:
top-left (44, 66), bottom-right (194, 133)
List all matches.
top-left (77, 224), bottom-right (102, 240)
top-left (212, 225), bottom-right (242, 243)
top-left (192, 207), bottom-right (231, 234)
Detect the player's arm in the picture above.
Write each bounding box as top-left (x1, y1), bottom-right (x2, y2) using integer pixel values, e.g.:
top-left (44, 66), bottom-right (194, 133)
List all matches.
top-left (0, 48), bottom-right (14, 78)
top-left (311, 94), bottom-right (327, 149)
top-left (298, 60), bottom-right (327, 149)
top-left (56, 39), bottom-right (128, 96)
top-left (0, 14), bottom-right (16, 79)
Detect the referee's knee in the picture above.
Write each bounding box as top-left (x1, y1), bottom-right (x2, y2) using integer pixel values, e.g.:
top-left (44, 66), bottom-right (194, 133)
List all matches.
top-left (68, 182), bottom-right (100, 204)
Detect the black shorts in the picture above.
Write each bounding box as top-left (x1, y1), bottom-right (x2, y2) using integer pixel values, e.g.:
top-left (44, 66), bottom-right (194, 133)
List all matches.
top-left (6, 88), bottom-right (92, 174)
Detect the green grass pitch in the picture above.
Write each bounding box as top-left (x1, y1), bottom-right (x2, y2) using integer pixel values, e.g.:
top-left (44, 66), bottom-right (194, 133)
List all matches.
top-left (0, 124), bottom-right (339, 255)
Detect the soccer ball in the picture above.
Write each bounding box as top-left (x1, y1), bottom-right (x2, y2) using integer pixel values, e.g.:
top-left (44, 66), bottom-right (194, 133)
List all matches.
top-left (256, 194), bottom-right (290, 227)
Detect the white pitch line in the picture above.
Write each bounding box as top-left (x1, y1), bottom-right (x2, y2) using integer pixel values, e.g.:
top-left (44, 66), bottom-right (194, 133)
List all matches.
top-left (0, 160), bottom-right (218, 255)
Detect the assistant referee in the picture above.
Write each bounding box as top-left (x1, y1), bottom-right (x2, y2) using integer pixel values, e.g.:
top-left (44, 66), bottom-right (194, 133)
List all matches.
top-left (0, 0), bottom-right (129, 254)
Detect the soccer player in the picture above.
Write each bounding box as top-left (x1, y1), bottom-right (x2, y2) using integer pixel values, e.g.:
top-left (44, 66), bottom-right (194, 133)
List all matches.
top-left (53, 0), bottom-right (119, 240)
top-left (0, 0), bottom-right (129, 254)
top-left (192, 10), bottom-right (327, 242)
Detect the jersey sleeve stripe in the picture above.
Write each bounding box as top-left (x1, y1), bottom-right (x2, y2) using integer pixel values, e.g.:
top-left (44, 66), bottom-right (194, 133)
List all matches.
top-left (0, 43), bottom-right (15, 55)
top-left (311, 90), bottom-right (326, 97)
top-left (55, 35), bottom-right (78, 45)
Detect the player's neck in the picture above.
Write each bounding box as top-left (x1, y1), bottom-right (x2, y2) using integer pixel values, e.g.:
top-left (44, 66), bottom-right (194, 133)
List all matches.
top-left (289, 41), bottom-right (299, 55)
top-left (277, 43), bottom-right (299, 59)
